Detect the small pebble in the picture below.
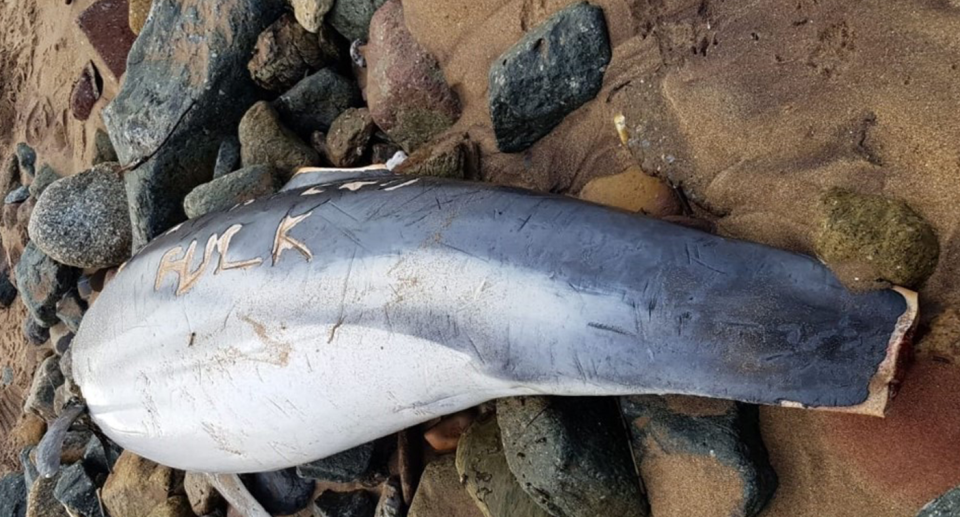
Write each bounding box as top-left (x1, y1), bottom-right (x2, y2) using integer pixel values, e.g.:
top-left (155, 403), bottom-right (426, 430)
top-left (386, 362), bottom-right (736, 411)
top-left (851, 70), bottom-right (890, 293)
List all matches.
top-left (5, 185), bottom-right (29, 205)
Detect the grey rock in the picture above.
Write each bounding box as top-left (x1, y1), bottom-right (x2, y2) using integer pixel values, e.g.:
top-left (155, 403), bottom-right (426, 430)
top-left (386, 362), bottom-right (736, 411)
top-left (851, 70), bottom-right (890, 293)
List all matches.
top-left (248, 13), bottom-right (340, 92)
top-left (15, 242), bottom-right (81, 326)
top-left (5, 186), bottom-right (29, 205)
top-left (918, 486), bottom-right (960, 516)
top-left (28, 163), bottom-right (132, 269)
top-left (102, 0), bottom-right (286, 251)
top-left (489, 2), bottom-right (611, 152)
top-left (183, 165), bottom-right (280, 219)
top-left (297, 441), bottom-right (375, 482)
top-left (56, 290), bottom-right (87, 334)
top-left (292, 0), bottom-right (335, 33)
top-left (620, 396), bottom-right (778, 517)
top-left (213, 137), bottom-right (241, 179)
top-left (29, 165), bottom-right (59, 198)
top-left (0, 274), bottom-right (18, 308)
top-left (329, 0), bottom-right (387, 41)
top-left (23, 318), bottom-right (49, 346)
top-left (327, 108), bottom-right (376, 167)
top-left (54, 463), bottom-right (104, 517)
top-left (82, 435), bottom-right (122, 485)
top-left (20, 447), bottom-right (39, 490)
top-left (273, 69), bottom-right (363, 138)
top-left (24, 356), bottom-right (64, 420)
top-left (241, 468), bottom-right (315, 516)
top-left (497, 397), bottom-right (647, 517)
top-left (0, 473), bottom-right (27, 517)
top-left (239, 101), bottom-right (320, 178)
top-left (16, 143), bottom-right (36, 180)
top-left (1, 367), bottom-right (12, 386)
top-left (54, 333), bottom-right (73, 356)
top-left (92, 129), bottom-right (119, 165)
top-left (314, 490), bottom-right (377, 517)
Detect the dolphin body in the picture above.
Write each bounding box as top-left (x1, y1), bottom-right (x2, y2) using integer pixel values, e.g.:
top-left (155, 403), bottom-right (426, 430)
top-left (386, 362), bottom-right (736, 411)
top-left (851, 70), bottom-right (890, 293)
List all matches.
top-left (72, 174), bottom-right (915, 473)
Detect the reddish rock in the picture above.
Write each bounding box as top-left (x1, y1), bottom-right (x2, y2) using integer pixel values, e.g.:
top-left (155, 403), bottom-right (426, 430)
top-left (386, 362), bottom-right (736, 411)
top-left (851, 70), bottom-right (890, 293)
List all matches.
top-left (395, 133), bottom-right (479, 180)
top-left (365, 0), bottom-right (460, 152)
top-left (78, 0), bottom-right (138, 79)
top-left (424, 410), bottom-right (476, 452)
top-left (70, 62), bottom-right (102, 121)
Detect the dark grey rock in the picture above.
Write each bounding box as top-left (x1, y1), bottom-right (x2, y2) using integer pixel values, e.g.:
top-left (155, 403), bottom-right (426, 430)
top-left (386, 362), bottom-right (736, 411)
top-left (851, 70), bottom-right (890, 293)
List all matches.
top-left (102, 0), bottom-right (286, 251)
top-left (92, 129), bottom-right (118, 165)
top-left (15, 243), bottom-right (81, 326)
top-left (0, 274), bottom-right (18, 307)
top-left (274, 69), bottom-right (363, 139)
top-left (0, 473), bottom-right (27, 517)
top-left (4, 186), bottom-right (29, 205)
top-left (489, 2), bottom-right (610, 152)
top-left (620, 396), bottom-right (778, 517)
top-left (23, 317), bottom-right (49, 345)
top-left (239, 101), bottom-right (320, 177)
top-left (918, 486), bottom-right (960, 517)
top-left (76, 275), bottom-right (93, 300)
top-left (82, 435), bottom-right (122, 485)
top-left (315, 490), bottom-right (377, 517)
top-left (329, 0), bottom-right (387, 41)
top-left (30, 165), bottom-right (60, 198)
top-left (24, 356), bottom-right (64, 422)
top-left (297, 441), bottom-right (375, 482)
top-left (213, 137), bottom-right (242, 179)
top-left (54, 333), bottom-right (74, 356)
top-left (497, 397), bottom-right (647, 517)
top-left (54, 463), bottom-right (104, 517)
top-left (183, 165), bottom-right (281, 219)
top-left (56, 290), bottom-right (87, 334)
top-left (20, 447), bottom-right (38, 490)
top-left (241, 468), bottom-right (315, 516)
top-left (16, 143), bottom-right (36, 180)
top-left (28, 163), bottom-right (132, 269)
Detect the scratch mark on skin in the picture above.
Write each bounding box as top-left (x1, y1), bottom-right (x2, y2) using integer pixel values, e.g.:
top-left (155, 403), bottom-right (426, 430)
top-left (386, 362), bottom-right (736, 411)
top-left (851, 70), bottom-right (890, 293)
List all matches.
top-left (464, 332), bottom-right (485, 364)
top-left (301, 187), bottom-right (326, 196)
top-left (383, 178), bottom-right (419, 191)
top-left (272, 211), bottom-right (314, 265)
top-left (328, 248), bottom-right (357, 344)
top-left (588, 322), bottom-right (637, 337)
top-left (439, 242), bottom-right (486, 261)
top-left (202, 422), bottom-right (245, 457)
top-left (339, 180), bottom-right (380, 191)
top-left (327, 201), bottom-right (360, 222)
top-left (237, 314), bottom-right (292, 367)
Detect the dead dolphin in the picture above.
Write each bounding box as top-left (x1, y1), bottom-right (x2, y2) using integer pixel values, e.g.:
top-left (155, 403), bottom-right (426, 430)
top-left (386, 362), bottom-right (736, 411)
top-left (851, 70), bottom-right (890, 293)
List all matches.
top-left (71, 174), bottom-right (915, 473)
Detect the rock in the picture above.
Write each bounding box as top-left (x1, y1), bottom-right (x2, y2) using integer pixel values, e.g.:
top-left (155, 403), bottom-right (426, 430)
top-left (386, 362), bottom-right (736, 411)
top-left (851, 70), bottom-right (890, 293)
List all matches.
top-left (239, 101), bottom-right (320, 176)
top-left (620, 395), bottom-right (778, 517)
top-left (327, 108), bottom-right (377, 167)
top-left (310, 131), bottom-right (331, 162)
top-left (82, 435), bottom-right (122, 485)
top-left (489, 2), bottom-right (611, 152)
top-left (29, 166), bottom-right (60, 199)
top-left (22, 318), bottom-right (49, 346)
top-left (92, 129), bottom-right (118, 165)
top-left (16, 144), bottom-right (36, 181)
top-left (371, 142), bottom-right (401, 165)
top-left (273, 69), bottom-right (363, 138)
top-left (0, 473), bottom-right (27, 517)
top-left (77, 0), bottom-right (138, 79)
top-left (184, 472), bottom-right (224, 515)
top-left (423, 410), bottom-right (475, 453)
top-left (213, 137), bottom-right (241, 179)
top-left (25, 476), bottom-right (67, 517)
top-left (1, 366), bottom-right (13, 386)
top-left (374, 477), bottom-right (403, 517)
top-left (102, 451), bottom-right (185, 517)
top-left (53, 331), bottom-right (73, 356)
top-left (184, 165), bottom-right (281, 219)
top-left (145, 497), bottom-right (194, 517)
top-left (0, 274), bottom-right (17, 307)
top-left (2, 196), bottom-right (34, 272)
top-left (58, 430), bottom-right (93, 466)
top-left (103, 0), bottom-right (285, 251)
top-left (815, 188), bottom-right (940, 289)
top-left (579, 166), bottom-right (681, 217)
top-left (53, 463), bottom-right (103, 517)
top-left (497, 397), bottom-right (647, 517)
top-left (297, 442), bottom-right (375, 482)
top-left (28, 163), bottom-right (132, 269)
top-left (918, 486), bottom-right (960, 517)
top-left (129, 0), bottom-right (151, 34)
top-left (366, 0), bottom-right (460, 152)
top-left (1, 152), bottom-right (21, 196)
top-left (455, 416), bottom-right (550, 517)
top-left (21, 447), bottom-right (39, 489)
top-left (292, 0), bottom-right (335, 33)
top-left (5, 187), bottom-right (29, 205)
top-left (56, 290), bottom-right (87, 334)
top-left (248, 13), bottom-right (340, 92)
top-left (241, 468), bottom-right (315, 516)
top-left (70, 62), bottom-right (102, 122)
top-left (408, 456), bottom-right (482, 517)
top-left (12, 415), bottom-right (46, 449)
top-left (24, 356), bottom-right (64, 421)
top-left (15, 243), bottom-right (80, 326)
top-left (395, 133), bottom-right (479, 179)
top-left (314, 490), bottom-right (377, 517)
top-left (329, 0), bottom-right (386, 41)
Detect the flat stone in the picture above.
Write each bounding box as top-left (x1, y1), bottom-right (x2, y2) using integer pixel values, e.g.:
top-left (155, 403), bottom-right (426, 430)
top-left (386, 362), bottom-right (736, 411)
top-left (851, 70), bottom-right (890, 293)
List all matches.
top-left (489, 2), bottom-right (611, 152)
top-left (248, 13), bottom-right (340, 92)
top-left (184, 165), bottom-right (280, 219)
top-left (24, 356), bottom-right (64, 421)
top-left (53, 463), bottom-right (103, 517)
top-left (92, 129), bottom-right (118, 165)
top-left (28, 163), bottom-right (131, 269)
top-left (273, 69), bottom-right (363, 139)
top-left (327, 108), bottom-right (376, 167)
top-left (918, 486), bottom-right (960, 516)
top-left (16, 144), bottom-right (36, 181)
top-left (102, 451), bottom-right (185, 517)
top-left (25, 475), bottom-right (67, 517)
top-left (184, 472), bottom-right (224, 516)
top-left (239, 101), bottom-right (320, 177)
top-left (70, 62), bottom-right (102, 122)
top-left (29, 165), bottom-right (60, 198)
top-left (241, 468), bottom-right (315, 516)
top-left (292, 0), bottom-right (335, 33)
top-left (314, 490), bottom-right (376, 517)
top-left (56, 290), bottom-right (87, 334)
top-left (213, 137), bottom-right (241, 179)
top-left (0, 473), bottom-right (28, 517)
top-left (77, 0), bottom-right (138, 79)
top-left (15, 243), bottom-right (80, 326)
top-left (366, 0), bottom-right (460, 152)
top-left (328, 0), bottom-right (386, 41)
top-left (5, 187), bottom-right (29, 205)
top-left (408, 456), bottom-right (482, 517)
top-left (579, 166), bottom-right (681, 217)
top-left (297, 441), bottom-right (375, 483)
top-left (102, 0), bottom-right (285, 250)
top-left (621, 395), bottom-right (778, 517)
top-left (455, 416), bottom-right (550, 517)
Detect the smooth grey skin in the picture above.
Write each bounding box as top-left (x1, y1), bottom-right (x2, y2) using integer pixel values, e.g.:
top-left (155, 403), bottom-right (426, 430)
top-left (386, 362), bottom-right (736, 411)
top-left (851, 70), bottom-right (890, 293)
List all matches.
top-left (72, 174), bottom-right (911, 473)
top-left (37, 402), bottom-right (86, 478)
